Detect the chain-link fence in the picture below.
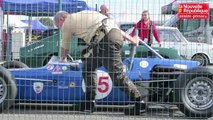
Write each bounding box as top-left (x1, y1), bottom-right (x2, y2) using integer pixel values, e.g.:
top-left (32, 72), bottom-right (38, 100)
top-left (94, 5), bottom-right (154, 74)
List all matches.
top-left (0, 0), bottom-right (213, 120)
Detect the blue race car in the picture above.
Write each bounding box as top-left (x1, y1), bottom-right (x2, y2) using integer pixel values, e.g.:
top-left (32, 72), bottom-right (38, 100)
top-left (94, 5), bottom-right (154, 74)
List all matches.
top-left (0, 41), bottom-right (213, 118)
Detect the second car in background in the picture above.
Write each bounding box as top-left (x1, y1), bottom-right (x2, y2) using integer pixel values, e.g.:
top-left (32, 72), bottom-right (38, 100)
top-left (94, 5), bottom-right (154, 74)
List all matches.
top-left (126, 26), bottom-right (213, 66)
top-left (153, 26), bottom-right (213, 66)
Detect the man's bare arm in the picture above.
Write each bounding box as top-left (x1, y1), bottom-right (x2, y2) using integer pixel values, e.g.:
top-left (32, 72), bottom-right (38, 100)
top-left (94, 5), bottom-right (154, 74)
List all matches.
top-left (120, 30), bottom-right (139, 46)
top-left (60, 29), bottom-right (72, 62)
top-left (61, 47), bottom-right (69, 62)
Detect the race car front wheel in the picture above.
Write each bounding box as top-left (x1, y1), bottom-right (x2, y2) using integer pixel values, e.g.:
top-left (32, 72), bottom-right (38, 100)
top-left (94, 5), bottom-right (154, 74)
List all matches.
top-left (0, 66), bottom-right (17, 113)
top-left (175, 67), bottom-right (213, 118)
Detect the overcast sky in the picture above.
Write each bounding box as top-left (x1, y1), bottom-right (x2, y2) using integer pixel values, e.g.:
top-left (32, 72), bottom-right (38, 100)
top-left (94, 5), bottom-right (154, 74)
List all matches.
top-left (84, 0), bottom-right (173, 22)
top-left (3, 0), bottom-right (174, 27)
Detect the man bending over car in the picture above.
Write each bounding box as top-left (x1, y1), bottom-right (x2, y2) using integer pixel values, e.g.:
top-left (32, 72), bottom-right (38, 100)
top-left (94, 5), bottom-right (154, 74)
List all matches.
top-left (53, 10), bottom-right (145, 114)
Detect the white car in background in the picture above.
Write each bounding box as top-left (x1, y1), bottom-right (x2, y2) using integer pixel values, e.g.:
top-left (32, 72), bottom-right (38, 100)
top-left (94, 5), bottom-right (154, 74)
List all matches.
top-left (0, 40), bottom-right (2, 61)
top-left (126, 26), bottom-right (213, 66)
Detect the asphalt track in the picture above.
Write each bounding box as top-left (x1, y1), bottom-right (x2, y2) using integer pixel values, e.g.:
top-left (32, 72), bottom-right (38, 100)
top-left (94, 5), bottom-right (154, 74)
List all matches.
top-left (0, 104), bottom-right (210, 120)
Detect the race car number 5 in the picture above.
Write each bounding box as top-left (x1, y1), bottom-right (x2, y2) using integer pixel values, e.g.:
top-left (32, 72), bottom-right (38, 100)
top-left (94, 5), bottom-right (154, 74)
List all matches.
top-left (98, 76), bottom-right (109, 93)
top-left (82, 70), bottom-right (113, 100)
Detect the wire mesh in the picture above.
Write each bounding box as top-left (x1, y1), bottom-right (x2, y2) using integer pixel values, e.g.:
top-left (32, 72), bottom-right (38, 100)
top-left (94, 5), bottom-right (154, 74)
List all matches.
top-left (0, 0), bottom-right (213, 120)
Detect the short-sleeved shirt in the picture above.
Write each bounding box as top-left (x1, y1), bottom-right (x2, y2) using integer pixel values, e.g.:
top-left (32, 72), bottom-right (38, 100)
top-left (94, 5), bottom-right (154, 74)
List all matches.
top-left (61, 10), bottom-right (119, 49)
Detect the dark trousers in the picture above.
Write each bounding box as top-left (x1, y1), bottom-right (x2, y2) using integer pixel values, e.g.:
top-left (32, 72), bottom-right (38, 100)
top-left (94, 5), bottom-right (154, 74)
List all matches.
top-left (82, 28), bottom-right (141, 101)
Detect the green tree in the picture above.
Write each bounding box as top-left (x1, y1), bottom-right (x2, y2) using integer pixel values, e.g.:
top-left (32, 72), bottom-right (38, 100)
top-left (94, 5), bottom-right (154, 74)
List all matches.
top-left (39, 18), bottom-right (54, 29)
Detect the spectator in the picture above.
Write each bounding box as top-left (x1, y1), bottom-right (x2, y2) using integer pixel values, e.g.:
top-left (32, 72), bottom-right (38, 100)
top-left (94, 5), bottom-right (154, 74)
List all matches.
top-left (130, 10), bottom-right (160, 46)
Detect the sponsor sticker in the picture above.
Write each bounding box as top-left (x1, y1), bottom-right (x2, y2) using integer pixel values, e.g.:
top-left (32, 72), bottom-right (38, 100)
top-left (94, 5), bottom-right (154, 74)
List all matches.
top-left (124, 50), bottom-right (130, 55)
top-left (69, 82), bottom-right (76, 87)
top-left (174, 64), bottom-right (187, 69)
top-left (33, 82), bottom-right (44, 94)
top-left (52, 65), bottom-right (62, 74)
top-left (47, 64), bottom-right (54, 70)
top-left (140, 61), bottom-right (149, 68)
top-left (58, 81), bottom-right (69, 89)
top-left (62, 66), bottom-right (68, 71)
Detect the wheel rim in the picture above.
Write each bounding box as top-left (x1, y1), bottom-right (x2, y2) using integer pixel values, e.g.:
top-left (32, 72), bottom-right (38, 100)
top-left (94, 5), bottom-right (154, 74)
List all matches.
top-left (184, 77), bottom-right (213, 110)
top-left (192, 55), bottom-right (206, 66)
top-left (0, 77), bottom-right (7, 103)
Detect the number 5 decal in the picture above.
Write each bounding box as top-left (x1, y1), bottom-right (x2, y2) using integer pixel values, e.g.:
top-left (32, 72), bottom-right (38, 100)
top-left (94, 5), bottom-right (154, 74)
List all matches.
top-left (98, 76), bottom-right (109, 93)
top-left (82, 70), bottom-right (113, 100)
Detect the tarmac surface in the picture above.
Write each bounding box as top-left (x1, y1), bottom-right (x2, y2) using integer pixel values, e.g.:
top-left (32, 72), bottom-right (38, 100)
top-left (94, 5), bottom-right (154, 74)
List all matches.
top-left (0, 104), bottom-right (211, 120)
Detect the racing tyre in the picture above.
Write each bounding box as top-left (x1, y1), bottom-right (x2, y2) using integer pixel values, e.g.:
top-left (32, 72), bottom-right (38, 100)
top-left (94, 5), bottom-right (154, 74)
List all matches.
top-left (0, 66), bottom-right (17, 113)
top-left (191, 54), bottom-right (209, 66)
top-left (175, 67), bottom-right (213, 118)
top-left (2, 61), bottom-right (29, 69)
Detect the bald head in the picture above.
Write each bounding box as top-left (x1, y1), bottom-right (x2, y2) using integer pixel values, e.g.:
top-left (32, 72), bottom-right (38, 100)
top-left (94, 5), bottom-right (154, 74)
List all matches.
top-left (100, 4), bottom-right (109, 16)
top-left (54, 11), bottom-right (69, 29)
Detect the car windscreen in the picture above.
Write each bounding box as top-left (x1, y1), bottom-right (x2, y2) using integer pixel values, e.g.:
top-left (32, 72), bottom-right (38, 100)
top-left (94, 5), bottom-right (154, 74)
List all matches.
top-left (158, 29), bottom-right (187, 43)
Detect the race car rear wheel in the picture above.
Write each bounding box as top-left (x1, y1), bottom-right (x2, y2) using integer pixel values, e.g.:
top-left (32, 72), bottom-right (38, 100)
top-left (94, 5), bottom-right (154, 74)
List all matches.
top-left (2, 61), bottom-right (29, 69)
top-left (175, 67), bottom-right (213, 118)
top-left (0, 66), bottom-right (17, 113)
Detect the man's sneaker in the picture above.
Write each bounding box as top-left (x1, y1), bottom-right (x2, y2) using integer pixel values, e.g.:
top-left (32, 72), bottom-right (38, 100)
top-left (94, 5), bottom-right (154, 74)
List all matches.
top-left (124, 100), bottom-right (146, 115)
top-left (135, 100), bottom-right (146, 113)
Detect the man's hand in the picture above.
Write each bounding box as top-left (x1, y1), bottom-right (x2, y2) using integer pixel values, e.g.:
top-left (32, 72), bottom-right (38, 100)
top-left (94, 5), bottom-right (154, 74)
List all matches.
top-left (60, 47), bottom-right (69, 63)
top-left (131, 36), bottom-right (140, 46)
top-left (121, 30), bottom-right (140, 46)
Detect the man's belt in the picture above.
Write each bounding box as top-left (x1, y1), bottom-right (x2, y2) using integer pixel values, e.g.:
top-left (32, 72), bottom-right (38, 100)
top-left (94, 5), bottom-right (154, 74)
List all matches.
top-left (90, 26), bottom-right (106, 45)
top-left (82, 18), bottom-right (110, 59)
top-left (82, 26), bottom-right (107, 59)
